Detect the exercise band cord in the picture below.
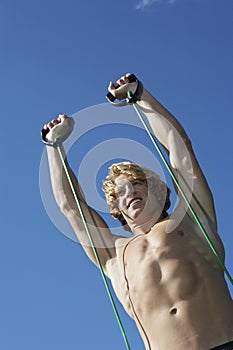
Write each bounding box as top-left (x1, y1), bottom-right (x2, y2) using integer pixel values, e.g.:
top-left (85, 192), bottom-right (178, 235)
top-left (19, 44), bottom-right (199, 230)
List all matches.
top-left (128, 91), bottom-right (233, 286)
top-left (56, 145), bottom-right (131, 350)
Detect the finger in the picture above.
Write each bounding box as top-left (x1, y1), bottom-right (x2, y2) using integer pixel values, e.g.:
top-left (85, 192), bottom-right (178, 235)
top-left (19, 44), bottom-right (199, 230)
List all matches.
top-left (117, 76), bottom-right (128, 86)
top-left (117, 78), bottom-right (124, 86)
top-left (108, 81), bottom-right (120, 90)
top-left (58, 114), bottom-right (68, 122)
top-left (48, 121), bottom-right (55, 129)
top-left (125, 73), bottom-right (133, 83)
top-left (124, 76), bottom-right (130, 84)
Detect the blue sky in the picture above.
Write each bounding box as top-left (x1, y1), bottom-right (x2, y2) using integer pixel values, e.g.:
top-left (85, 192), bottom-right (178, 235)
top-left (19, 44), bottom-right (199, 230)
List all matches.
top-left (1, 0), bottom-right (233, 349)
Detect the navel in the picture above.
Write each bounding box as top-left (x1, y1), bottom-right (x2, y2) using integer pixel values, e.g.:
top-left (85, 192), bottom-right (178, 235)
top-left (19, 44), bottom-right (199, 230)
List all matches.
top-left (170, 307), bottom-right (178, 315)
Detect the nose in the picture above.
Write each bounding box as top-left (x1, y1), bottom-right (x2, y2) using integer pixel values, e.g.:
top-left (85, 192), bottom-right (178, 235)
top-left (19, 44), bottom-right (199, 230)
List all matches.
top-left (125, 182), bottom-right (136, 197)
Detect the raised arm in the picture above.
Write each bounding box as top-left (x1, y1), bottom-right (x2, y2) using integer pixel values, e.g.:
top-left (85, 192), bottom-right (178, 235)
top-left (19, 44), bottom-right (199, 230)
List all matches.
top-left (108, 74), bottom-right (218, 236)
top-left (42, 115), bottom-right (117, 270)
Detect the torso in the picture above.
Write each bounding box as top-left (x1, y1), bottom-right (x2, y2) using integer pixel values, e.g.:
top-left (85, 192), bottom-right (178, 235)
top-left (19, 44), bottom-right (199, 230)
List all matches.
top-left (106, 215), bottom-right (233, 350)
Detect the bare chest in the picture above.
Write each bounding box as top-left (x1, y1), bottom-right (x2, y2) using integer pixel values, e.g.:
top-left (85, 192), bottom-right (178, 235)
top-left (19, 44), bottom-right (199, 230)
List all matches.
top-left (107, 221), bottom-right (212, 308)
top-left (127, 228), bottom-right (200, 295)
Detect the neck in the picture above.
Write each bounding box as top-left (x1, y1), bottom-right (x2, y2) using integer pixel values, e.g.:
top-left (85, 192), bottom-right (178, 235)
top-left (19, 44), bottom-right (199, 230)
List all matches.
top-left (129, 212), bottom-right (167, 235)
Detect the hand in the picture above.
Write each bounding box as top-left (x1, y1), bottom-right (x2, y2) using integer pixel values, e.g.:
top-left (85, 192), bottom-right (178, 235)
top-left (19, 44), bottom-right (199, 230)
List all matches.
top-left (108, 73), bottom-right (138, 101)
top-left (43, 114), bottom-right (74, 145)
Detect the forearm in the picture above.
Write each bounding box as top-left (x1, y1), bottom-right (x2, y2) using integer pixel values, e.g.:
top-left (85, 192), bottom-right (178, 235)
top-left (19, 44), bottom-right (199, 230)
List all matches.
top-left (137, 88), bottom-right (193, 170)
top-left (46, 144), bottom-right (84, 213)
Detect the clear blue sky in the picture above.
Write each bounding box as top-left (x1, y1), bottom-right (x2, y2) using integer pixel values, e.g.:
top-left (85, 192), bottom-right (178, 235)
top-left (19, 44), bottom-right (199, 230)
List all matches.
top-left (1, 0), bottom-right (232, 349)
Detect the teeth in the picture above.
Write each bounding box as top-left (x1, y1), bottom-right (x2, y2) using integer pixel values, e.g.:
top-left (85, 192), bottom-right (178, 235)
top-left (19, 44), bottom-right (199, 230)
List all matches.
top-left (130, 199), bottom-right (141, 207)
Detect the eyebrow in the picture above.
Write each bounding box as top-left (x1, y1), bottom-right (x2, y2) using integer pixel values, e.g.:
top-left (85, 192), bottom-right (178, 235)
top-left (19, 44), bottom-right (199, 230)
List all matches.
top-left (115, 179), bottom-right (145, 192)
top-left (115, 185), bottom-right (125, 194)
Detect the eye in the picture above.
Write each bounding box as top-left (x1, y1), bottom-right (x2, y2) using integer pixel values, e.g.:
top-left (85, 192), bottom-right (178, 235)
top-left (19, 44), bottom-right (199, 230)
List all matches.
top-left (116, 188), bottom-right (125, 196)
top-left (132, 180), bottom-right (143, 186)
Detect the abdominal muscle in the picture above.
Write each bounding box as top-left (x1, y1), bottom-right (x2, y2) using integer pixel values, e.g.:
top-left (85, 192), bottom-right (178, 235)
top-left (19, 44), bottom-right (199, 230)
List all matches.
top-left (107, 217), bottom-right (233, 350)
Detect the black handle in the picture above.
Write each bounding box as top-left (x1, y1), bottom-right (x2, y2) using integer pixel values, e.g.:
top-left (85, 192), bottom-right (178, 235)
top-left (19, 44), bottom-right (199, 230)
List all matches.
top-left (41, 127), bottom-right (50, 141)
top-left (106, 74), bottom-right (138, 103)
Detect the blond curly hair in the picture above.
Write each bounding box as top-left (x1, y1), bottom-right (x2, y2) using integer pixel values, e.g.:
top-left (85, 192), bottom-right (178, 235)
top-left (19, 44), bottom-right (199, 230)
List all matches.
top-left (103, 162), bottom-right (171, 229)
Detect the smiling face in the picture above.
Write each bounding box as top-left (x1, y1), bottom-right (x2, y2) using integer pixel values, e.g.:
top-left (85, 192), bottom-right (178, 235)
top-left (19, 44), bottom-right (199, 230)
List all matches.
top-left (115, 175), bottom-right (148, 221)
top-left (114, 174), bottom-right (163, 228)
top-left (103, 162), bottom-right (171, 231)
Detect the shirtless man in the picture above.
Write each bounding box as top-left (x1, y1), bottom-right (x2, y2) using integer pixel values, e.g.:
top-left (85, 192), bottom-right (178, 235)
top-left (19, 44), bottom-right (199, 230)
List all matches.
top-left (42, 73), bottom-right (233, 350)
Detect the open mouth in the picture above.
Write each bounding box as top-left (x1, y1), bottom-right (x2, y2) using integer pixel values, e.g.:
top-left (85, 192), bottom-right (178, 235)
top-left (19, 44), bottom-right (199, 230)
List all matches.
top-left (127, 197), bottom-right (142, 208)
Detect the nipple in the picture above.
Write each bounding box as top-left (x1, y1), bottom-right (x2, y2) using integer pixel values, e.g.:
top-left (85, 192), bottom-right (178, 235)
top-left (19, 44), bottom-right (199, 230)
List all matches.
top-left (178, 230), bottom-right (184, 236)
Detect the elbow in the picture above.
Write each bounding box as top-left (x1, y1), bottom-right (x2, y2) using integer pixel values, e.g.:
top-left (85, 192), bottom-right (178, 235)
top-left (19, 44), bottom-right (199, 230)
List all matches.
top-left (54, 195), bottom-right (72, 216)
top-left (59, 200), bottom-right (74, 217)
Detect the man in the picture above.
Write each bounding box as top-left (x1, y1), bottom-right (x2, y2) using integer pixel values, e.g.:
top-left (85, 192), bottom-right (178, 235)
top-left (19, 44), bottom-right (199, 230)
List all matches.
top-left (42, 73), bottom-right (233, 350)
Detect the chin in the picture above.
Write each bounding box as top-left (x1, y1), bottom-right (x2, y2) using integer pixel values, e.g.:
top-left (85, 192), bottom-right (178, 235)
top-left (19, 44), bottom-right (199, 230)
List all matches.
top-left (129, 208), bottom-right (144, 219)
